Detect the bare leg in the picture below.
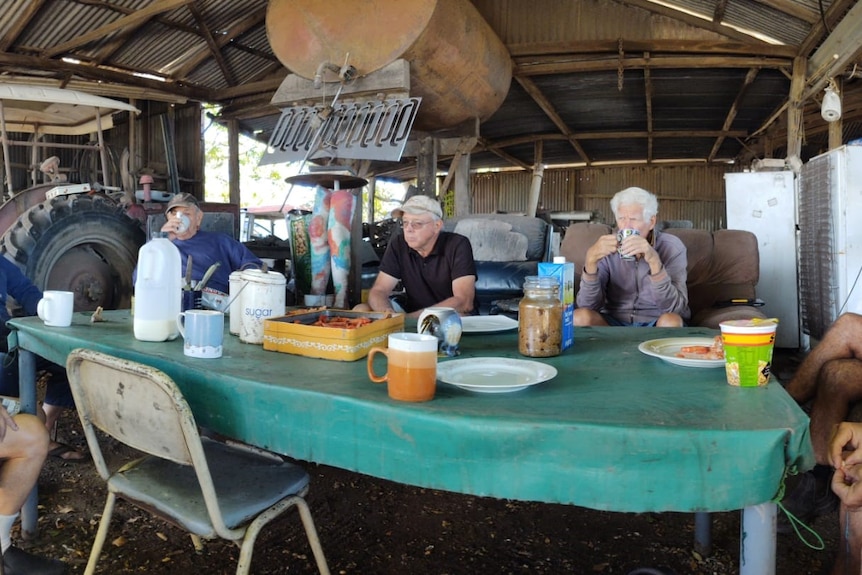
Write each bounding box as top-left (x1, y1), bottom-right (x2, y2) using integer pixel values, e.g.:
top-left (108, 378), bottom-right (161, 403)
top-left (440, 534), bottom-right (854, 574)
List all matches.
top-left (831, 506), bottom-right (862, 575)
top-left (656, 312), bottom-right (684, 327)
top-left (0, 414), bottom-right (48, 515)
top-left (786, 313), bottom-right (862, 403)
top-left (573, 308), bottom-right (608, 326)
top-left (809, 360), bottom-right (862, 464)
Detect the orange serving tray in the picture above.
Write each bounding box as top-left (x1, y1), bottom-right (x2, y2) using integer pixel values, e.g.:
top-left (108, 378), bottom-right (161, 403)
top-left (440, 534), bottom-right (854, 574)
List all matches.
top-left (263, 309), bottom-right (405, 361)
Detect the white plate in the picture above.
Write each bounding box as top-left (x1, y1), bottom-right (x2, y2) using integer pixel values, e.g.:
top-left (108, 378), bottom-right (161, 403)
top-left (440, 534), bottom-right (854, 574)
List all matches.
top-left (460, 315), bottom-right (519, 333)
top-left (437, 358), bottom-right (557, 393)
top-left (638, 337), bottom-right (725, 368)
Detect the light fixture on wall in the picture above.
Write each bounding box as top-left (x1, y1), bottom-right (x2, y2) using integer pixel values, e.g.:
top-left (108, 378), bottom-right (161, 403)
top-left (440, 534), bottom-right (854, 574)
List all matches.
top-left (821, 81), bottom-right (842, 122)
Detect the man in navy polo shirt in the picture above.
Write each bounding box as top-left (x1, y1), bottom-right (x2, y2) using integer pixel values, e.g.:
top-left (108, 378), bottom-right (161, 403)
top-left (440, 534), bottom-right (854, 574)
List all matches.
top-left (361, 195), bottom-right (476, 317)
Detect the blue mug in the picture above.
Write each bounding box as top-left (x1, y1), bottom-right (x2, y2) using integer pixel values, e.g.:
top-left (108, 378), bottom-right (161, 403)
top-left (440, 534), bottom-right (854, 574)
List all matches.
top-left (177, 310), bottom-right (224, 358)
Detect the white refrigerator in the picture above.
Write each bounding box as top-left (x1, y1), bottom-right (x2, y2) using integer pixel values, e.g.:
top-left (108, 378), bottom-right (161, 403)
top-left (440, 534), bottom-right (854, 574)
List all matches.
top-left (725, 171), bottom-right (800, 348)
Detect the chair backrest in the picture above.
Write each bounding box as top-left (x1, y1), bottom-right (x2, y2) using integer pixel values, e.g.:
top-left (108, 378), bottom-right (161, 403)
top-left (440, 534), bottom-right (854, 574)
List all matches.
top-left (65, 349), bottom-right (216, 484)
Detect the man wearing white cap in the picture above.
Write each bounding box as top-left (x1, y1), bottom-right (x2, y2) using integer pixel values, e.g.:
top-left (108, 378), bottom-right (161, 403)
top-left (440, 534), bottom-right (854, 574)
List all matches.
top-left (362, 195), bottom-right (476, 317)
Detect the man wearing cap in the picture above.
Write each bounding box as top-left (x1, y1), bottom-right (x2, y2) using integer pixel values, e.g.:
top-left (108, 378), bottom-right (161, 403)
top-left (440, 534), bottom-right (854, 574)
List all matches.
top-left (361, 195), bottom-right (476, 317)
top-left (160, 193), bottom-right (262, 311)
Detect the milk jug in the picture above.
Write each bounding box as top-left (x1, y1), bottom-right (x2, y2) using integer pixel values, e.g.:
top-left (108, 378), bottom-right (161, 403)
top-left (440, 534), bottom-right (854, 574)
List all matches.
top-left (239, 269), bottom-right (285, 344)
top-left (134, 238), bottom-right (182, 341)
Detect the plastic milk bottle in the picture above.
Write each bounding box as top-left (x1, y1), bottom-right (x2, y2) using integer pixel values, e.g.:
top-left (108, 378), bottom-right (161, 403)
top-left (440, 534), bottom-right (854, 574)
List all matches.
top-left (134, 237), bottom-right (182, 341)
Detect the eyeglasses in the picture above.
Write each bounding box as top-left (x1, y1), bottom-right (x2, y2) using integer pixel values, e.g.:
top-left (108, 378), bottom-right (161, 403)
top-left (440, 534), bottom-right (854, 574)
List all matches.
top-left (401, 219), bottom-right (434, 231)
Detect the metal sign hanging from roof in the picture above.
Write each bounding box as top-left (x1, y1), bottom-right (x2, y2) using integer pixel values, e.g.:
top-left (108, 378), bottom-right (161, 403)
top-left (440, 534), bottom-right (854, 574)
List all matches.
top-left (260, 97), bottom-right (421, 165)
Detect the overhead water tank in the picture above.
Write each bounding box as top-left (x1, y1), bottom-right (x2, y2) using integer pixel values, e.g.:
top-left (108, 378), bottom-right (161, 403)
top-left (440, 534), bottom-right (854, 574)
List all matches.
top-left (266, 0), bottom-right (513, 131)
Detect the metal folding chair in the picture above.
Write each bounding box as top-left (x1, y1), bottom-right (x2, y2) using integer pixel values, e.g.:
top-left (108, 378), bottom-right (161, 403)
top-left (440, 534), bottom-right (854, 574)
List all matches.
top-left (65, 348), bottom-right (330, 575)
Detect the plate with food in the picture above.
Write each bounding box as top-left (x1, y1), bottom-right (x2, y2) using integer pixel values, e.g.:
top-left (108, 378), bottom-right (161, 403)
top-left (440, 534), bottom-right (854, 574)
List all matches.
top-left (437, 358), bottom-right (557, 393)
top-left (638, 336), bottom-right (725, 368)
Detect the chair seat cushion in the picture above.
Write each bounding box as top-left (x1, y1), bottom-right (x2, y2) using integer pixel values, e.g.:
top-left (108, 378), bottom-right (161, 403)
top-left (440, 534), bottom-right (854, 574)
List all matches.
top-left (109, 438), bottom-right (309, 537)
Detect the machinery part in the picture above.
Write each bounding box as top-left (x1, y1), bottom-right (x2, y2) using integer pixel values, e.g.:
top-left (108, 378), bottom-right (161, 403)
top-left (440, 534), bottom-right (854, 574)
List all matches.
top-left (1, 194), bottom-right (145, 311)
top-left (266, 0), bottom-right (512, 130)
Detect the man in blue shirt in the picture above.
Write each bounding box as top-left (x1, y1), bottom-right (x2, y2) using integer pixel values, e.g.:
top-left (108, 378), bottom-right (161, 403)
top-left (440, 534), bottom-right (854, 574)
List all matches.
top-left (160, 194), bottom-right (262, 310)
top-left (0, 257), bottom-right (83, 463)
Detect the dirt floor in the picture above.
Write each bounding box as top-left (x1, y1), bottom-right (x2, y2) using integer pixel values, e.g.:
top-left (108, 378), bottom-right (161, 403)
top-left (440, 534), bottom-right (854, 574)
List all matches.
top-left (15, 349), bottom-right (841, 575)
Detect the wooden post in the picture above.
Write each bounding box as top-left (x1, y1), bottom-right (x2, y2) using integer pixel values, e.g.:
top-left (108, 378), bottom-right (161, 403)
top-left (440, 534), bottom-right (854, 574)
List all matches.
top-left (828, 81), bottom-right (843, 150)
top-left (526, 140), bottom-right (544, 217)
top-left (787, 57), bottom-right (805, 162)
top-left (416, 136), bottom-right (438, 198)
top-left (227, 118), bottom-right (241, 205)
top-left (454, 151), bottom-right (471, 216)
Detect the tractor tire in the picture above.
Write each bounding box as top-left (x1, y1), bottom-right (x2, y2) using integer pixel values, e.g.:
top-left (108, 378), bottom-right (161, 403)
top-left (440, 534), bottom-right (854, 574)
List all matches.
top-left (0, 194), bottom-right (146, 311)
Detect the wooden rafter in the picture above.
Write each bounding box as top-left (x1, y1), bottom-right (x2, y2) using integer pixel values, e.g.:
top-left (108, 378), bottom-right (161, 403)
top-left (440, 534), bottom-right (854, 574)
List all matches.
top-left (619, 0), bottom-right (770, 44)
top-left (753, 0), bottom-right (819, 24)
top-left (514, 76), bottom-right (590, 165)
top-left (804, 0), bottom-right (862, 99)
top-left (476, 138), bottom-right (531, 171)
top-left (515, 54), bottom-right (790, 76)
top-left (43, 0), bottom-right (195, 58)
top-left (0, 0), bottom-right (46, 52)
top-left (709, 67), bottom-right (760, 161)
top-left (173, 7), bottom-right (268, 79)
top-left (187, 3), bottom-right (237, 87)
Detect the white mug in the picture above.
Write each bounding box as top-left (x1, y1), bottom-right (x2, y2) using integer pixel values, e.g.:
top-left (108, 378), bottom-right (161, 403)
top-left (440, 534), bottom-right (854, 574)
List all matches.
top-left (37, 290), bottom-right (74, 327)
top-left (177, 310), bottom-right (224, 358)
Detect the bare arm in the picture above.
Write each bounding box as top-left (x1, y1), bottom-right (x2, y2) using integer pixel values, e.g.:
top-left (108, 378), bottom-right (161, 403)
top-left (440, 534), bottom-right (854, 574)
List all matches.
top-left (410, 275), bottom-right (476, 318)
top-left (367, 271), bottom-right (400, 312)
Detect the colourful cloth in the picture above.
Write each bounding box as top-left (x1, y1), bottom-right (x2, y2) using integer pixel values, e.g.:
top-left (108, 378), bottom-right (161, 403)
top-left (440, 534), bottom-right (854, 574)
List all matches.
top-left (309, 187), bottom-right (331, 296)
top-left (327, 190), bottom-right (356, 308)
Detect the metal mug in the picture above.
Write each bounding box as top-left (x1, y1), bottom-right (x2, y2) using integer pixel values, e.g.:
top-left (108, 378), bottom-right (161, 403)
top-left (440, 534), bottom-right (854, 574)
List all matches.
top-left (417, 306), bottom-right (462, 357)
top-left (617, 228), bottom-right (640, 260)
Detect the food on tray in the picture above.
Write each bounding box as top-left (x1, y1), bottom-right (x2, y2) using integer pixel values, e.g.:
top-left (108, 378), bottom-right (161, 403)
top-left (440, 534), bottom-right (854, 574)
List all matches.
top-left (675, 335), bottom-right (724, 359)
top-left (297, 314), bottom-right (374, 329)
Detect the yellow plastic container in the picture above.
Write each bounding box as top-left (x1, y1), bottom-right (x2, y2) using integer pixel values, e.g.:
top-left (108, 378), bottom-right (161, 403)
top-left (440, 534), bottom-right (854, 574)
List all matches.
top-left (263, 310), bottom-right (404, 361)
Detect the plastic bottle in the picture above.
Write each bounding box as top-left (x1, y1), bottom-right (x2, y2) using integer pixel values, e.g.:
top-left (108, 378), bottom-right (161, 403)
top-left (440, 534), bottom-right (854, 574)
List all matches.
top-left (518, 275), bottom-right (562, 357)
top-left (134, 238), bottom-right (182, 341)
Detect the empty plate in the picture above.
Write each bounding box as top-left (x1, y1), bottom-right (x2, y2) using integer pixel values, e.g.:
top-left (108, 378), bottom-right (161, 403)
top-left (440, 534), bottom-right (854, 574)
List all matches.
top-left (437, 357), bottom-right (557, 393)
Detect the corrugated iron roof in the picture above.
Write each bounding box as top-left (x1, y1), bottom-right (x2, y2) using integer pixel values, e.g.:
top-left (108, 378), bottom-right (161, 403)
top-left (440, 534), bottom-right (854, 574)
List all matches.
top-left (0, 0), bottom-right (860, 177)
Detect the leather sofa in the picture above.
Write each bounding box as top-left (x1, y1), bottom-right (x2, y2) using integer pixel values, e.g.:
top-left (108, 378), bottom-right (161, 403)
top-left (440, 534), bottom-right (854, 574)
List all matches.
top-left (559, 222), bottom-right (767, 328)
top-left (443, 214), bottom-right (552, 315)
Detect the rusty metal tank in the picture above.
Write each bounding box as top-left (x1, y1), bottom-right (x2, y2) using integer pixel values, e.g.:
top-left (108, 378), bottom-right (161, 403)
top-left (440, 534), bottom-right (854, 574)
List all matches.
top-left (266, 0), bottom-right (512, 131)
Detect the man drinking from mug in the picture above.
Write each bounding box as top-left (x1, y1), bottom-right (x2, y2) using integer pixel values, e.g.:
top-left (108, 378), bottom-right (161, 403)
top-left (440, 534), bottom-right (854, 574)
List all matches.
top-left (575, 187), bottom-right (689, 327)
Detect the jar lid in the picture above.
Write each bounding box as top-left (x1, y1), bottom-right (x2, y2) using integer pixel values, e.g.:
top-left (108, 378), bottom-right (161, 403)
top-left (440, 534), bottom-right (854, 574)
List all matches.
top-left (524, 276), bottom-right (559, 289)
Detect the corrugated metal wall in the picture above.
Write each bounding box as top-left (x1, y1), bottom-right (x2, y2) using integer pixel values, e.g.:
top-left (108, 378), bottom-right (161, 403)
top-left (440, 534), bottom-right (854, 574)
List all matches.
top-left (471, 164), bottom-right (740, 231)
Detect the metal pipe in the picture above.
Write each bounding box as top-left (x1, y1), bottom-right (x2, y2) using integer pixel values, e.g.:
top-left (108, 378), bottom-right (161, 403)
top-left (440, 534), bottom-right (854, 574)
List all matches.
top-left (0, 100), bottom-right (13, 198)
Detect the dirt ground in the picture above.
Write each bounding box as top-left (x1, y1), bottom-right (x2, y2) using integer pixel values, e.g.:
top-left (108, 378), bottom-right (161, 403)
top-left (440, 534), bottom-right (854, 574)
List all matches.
top-left (15, 349), bottom-right (841, 575)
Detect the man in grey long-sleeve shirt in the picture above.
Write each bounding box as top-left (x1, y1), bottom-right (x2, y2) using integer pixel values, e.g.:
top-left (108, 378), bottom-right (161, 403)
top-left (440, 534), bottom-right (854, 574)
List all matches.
top-left (575, 187), bottom-right (690, 327)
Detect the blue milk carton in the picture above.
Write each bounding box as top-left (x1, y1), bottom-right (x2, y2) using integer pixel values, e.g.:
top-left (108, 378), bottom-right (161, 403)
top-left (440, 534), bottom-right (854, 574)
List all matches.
top-left (538, 256), bottom-right (575, 350)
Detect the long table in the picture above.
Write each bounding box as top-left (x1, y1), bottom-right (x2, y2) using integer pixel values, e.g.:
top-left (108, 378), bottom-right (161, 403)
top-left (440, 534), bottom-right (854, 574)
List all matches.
top-left (9, 311), bottom-right (814, 574)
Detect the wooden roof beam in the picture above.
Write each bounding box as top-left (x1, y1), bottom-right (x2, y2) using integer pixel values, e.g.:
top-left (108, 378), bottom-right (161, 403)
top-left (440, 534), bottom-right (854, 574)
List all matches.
top-left (187, 3), bottom-right (237, 87)
top-left (43, 0), bottom-right (195, 58)
top-left (798, 0), bottom-right (857, 57)
top-left (515, 55), bottom-right (790, 76)
top-left (508, 40), bottom-right (795, 59)
top-left (619, 0), bottom-right (771, 44)
top-left (0, 0), bottom-right (47, 52)
top-left (476, 138), bottom-right (532, 170)
top-left (804, 0), bottom-right (862, 99)
top-left (173, 7), bottom-right (268, 79)
top-left (709, 67), bottom-right (760, 161)
top-left (0, 51), bottom-right (207, 101)
top-left (753, 0), bottom-right (820, 24)
top-left (514, 75), bottom-right (591, 164)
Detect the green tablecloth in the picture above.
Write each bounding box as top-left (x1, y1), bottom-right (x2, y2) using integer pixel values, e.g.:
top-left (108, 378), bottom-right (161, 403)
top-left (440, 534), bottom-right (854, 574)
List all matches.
top-left (9, 311), bottom-right (813, 513)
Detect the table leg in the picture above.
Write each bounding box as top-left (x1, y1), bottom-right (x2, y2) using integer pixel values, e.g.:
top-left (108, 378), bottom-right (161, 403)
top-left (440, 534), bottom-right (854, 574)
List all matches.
top-left (694, 512), bottom-right (711, 556)
top-left (740, 502), bottom-right (776, 575)
top-left (18, 349), bottom-right (38, 539)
